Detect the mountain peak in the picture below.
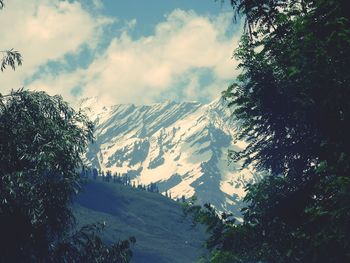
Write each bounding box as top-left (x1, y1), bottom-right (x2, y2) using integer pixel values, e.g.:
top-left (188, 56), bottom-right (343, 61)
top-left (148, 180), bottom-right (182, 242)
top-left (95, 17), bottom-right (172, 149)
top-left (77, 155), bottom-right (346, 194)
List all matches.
top-left (83, 97), bottom-right (259, 219)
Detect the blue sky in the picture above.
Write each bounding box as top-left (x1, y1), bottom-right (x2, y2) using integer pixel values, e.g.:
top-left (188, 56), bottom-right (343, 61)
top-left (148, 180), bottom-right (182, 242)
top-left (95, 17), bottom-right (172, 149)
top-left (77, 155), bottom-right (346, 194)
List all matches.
top-left (0, 0), bottom-right (242, 105)
top-left (96, 0), bottom-right (234, 36)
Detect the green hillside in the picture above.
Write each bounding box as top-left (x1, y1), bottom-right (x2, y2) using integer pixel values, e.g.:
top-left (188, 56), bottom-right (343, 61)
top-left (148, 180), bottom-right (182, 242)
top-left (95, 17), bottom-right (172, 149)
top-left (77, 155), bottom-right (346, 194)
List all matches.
top-left (74, 179), bottom-right (207, 263)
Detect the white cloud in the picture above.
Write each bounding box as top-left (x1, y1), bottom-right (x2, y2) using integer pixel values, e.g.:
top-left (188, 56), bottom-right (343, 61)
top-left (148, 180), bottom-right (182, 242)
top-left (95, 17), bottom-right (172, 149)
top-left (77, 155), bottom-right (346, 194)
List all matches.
top-left (0, 0), bottom-right (112, 93)
top-left (1, 3), bottom-right (240, 105)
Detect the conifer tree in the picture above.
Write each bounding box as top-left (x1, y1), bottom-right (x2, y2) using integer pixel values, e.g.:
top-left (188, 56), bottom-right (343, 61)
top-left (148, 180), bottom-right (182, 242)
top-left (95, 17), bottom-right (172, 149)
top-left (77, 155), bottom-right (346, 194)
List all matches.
top-left (101, 171), bottom-right (105, 181)
top-left (106, 170), bottom-right (112, 182)
top-left (92, 168), bottom-right (98, 180)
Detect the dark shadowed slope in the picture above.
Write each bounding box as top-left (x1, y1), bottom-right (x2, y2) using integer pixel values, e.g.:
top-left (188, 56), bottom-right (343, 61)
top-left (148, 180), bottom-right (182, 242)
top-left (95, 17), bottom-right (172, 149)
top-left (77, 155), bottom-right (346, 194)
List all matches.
top-left (73, 179), bottom-right (207, 263)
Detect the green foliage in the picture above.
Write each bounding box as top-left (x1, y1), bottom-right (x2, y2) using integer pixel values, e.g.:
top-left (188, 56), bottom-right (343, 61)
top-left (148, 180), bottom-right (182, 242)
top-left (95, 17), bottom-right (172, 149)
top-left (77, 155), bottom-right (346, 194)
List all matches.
top-left (0, 90), bottom-right (134, 262)
top-left (191, 0), bottom-right (350, 262)
top-left (0, 48), bottom-right (22, 71)
top-left (0, 3), bottom-right (134, 262)
top-left (0, 90), bottom-right (92, 260)
top-left (54, 223), bottom-right (136, 263)
top-left (198, 250), bottom-right (239, 263)
top-left (225, 0), bottom-right (350, 176)
top-left (1, 1), bottom-right (23, 72)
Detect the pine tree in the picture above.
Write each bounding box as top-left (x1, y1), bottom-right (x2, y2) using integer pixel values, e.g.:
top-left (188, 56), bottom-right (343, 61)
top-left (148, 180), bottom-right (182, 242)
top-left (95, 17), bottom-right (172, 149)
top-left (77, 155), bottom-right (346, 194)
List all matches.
top-left (106, 170), bottom-right (112, 182)
top-left (101, 171), bottom-right (105, 181)
top-left (92, 168), bottom-right (98, 180)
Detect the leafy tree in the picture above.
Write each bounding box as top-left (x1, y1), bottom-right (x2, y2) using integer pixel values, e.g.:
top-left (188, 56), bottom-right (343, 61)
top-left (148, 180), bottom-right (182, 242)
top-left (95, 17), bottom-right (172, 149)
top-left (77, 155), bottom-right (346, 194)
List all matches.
top-left (0, 2), bottom-right (135, 262)
top-left (191, 0), bottom-right (350, 262)
top-left (0, 48), bottom-right (22, 72)
top-left (0, 90), bottom-right (91, 261)
top-left (0, 90), bottom-right (134, 262)
top-left (54, 223), bottom-right (136, 263)
top-left (0, 1), bottom-right (22, 72)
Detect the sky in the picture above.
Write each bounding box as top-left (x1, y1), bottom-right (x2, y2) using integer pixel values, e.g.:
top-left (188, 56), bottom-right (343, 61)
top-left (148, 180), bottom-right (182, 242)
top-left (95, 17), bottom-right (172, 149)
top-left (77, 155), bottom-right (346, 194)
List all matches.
top-left (0, 0), bottom-right (242, 106)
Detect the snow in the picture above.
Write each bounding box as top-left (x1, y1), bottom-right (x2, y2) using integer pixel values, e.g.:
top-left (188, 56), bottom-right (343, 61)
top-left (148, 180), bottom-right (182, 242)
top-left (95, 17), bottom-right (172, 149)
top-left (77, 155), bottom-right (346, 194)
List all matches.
top-left (82, 97), bottom-right (262, 217)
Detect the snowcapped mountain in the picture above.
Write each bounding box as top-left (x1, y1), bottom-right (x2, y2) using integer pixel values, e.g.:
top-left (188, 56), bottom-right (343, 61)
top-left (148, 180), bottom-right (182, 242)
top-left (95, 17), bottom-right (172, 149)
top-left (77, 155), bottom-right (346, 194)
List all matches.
top-left (80, 97), bottom-right (260, 219)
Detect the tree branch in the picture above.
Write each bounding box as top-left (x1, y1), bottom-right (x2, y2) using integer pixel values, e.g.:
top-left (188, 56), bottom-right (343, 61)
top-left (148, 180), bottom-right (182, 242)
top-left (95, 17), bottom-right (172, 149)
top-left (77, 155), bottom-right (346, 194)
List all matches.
top-left (0, 49), bottom-right (23, 71)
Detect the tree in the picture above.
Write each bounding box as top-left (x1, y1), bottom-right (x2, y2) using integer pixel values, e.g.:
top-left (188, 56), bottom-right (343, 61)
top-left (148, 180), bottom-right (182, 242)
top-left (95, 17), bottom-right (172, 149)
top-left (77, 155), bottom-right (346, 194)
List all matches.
top-left (0, 2), bottom-right (22, 72)
top-left (0, 2), bottom-right (134, 262)
top-left (0, 90), bottom-right (89, 260)
top-left (54, 223), bottom-right (135, 263)
top-left (192, 0), bottom-right (350, 262)
top-left (0, 91), bottom-right (134, 262)
top-left (93, 168), bottom-right (98, 180)
top-left (101, 171), bottom-right (106, 181)
top-left (0, 48), bottom-right (22, 72)
top-left (106, 170), bottom-right (112, 182)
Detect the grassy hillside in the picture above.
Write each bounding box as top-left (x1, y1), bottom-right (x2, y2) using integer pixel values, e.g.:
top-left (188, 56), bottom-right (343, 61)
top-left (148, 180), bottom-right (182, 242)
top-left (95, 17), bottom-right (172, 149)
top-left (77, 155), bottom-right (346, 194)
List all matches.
top-left (73, 179), bottom-right (207, 263)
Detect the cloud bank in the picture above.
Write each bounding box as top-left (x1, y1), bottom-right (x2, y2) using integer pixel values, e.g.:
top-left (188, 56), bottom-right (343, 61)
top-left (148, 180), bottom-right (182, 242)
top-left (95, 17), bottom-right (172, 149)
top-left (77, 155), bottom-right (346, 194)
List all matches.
top-left (0, 1), bottom-right (240, 105)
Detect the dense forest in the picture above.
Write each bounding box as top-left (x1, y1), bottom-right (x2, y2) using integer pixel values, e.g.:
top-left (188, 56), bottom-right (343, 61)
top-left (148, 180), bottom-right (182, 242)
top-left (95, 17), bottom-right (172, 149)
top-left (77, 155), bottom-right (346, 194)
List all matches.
top-left (1, 0), bottom-right (349, 262)
top-left (80, 167), bottom-right (175, 198)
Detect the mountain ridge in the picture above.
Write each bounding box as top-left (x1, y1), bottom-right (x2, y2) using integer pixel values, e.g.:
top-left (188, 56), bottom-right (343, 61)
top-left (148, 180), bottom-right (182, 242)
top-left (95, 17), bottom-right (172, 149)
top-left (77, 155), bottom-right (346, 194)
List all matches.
top-left (81, 97), bottom-right (260, 219)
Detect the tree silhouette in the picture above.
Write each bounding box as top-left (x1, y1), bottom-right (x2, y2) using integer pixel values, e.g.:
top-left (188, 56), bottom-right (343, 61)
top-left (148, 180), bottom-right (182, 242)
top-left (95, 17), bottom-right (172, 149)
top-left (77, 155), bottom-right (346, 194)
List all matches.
top-left (0, 3), bottom-right (134, 261)
top-left (191, 1), bottom-right (350, 262)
